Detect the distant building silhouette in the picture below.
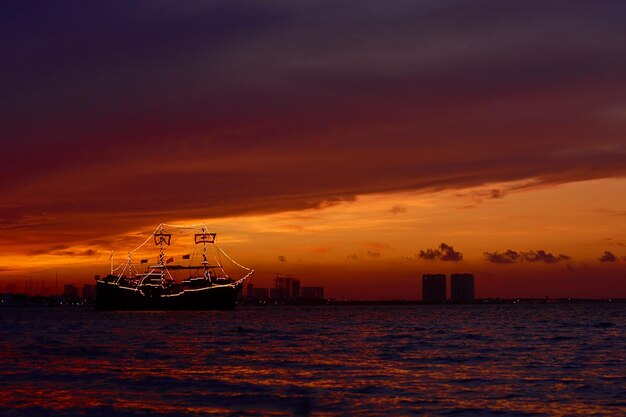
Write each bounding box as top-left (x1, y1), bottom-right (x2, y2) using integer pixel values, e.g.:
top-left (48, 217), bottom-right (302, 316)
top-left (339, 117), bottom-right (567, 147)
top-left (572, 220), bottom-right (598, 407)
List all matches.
top-left (300, 286), bottom-right (324, 299)
top-left (422, 274), bottom-right (446, 304)
top-left (450, 273), bottom-right (475, 303)
top-left (64, 284), bottom-right (79, 299)
top-left (244, 277), bottom-right (322, 302)
top-left (274, 275), bottom-right (300, 299)
top-left (82, 284), bottom-right (96, 300)
top-left (252, 287), bottom-right (269, 299)
top-left (245, 285), bottom-right (270, 301)
top-left (292, 279), bottom-right (301, 299)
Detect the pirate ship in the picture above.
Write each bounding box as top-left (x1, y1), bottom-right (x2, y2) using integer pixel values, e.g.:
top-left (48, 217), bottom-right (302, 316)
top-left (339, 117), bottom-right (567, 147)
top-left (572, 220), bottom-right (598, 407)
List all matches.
top-left (95, 223), bottom-right (253, 310)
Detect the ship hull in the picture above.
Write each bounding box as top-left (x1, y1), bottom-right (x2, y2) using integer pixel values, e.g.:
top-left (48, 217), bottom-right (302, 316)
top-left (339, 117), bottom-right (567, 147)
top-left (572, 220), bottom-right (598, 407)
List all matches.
top-left (96, 280), bottom-right (243, 310)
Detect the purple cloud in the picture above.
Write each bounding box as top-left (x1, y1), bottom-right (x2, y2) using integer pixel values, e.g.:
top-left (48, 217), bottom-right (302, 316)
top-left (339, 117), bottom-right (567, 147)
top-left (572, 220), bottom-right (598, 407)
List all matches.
top-left (1, 1), bottom-right (625, 255)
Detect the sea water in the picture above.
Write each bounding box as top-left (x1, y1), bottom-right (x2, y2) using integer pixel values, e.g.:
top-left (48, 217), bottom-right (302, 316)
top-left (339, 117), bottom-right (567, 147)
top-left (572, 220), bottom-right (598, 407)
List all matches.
top-left (1, 304), bottom-right (624, 416)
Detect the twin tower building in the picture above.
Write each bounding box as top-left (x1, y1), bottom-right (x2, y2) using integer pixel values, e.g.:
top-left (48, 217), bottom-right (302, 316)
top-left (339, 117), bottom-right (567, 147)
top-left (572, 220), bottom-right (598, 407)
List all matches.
top-left (422, 273), bottom-right (475, 304)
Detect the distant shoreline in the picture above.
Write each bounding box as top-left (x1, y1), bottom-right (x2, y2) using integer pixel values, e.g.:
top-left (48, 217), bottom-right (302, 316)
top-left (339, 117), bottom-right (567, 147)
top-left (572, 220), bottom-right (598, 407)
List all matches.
top-left (1, 293), bottom-right (625, 308)
top-left (243, 298), bottom-right (626, 306)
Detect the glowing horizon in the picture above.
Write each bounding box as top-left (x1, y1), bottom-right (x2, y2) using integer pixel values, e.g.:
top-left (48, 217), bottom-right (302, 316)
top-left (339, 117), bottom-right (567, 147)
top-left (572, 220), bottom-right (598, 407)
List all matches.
top-left (2, 178), bottom-right (624, 299)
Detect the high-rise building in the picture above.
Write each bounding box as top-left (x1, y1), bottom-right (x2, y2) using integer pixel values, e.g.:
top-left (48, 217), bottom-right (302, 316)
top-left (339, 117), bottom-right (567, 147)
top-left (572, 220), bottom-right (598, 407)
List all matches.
top-left (422, 274), bottom-right (446, 304)
top-left (450, 273), bottom-right (475, 303)
top-left (292, 279), bottom-right (301, 299)
top-left (274, 275), bottom-right (287, 298)
top-left (274, 275), bottom-right (301, 299)
top-left (300, 286), bottom-right (324, 299)
top-left (246, 285), bottom-right (270, 301)
top-left (269, 288), bottom-right (280, 299)
top-left (82, 284), bottom-right (96, 300)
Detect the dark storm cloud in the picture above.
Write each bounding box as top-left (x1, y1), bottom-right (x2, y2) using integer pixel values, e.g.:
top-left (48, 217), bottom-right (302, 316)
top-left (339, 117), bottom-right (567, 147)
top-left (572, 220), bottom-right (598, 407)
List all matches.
top-left (484, 250), bottom-right (571, 264)
top-left (1, 1), bottom-right (626, 251)
top-left (419, 243), bottom-right (463, 262)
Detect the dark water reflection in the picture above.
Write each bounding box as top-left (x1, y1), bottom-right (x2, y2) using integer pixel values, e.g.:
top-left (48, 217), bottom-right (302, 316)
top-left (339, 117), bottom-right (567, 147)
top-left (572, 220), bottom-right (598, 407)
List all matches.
top-left (1, 305), bottom-right (625, 416)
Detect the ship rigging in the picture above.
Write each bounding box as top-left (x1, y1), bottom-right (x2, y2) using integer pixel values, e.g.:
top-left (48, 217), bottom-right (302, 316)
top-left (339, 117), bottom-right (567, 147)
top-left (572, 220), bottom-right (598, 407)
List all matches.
top-left (96, 223), bottom-right (253, 310)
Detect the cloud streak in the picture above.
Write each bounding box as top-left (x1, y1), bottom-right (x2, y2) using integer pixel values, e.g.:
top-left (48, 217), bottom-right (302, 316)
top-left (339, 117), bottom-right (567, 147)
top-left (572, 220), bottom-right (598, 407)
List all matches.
top-left (484, 250), bottom-right (571, 264)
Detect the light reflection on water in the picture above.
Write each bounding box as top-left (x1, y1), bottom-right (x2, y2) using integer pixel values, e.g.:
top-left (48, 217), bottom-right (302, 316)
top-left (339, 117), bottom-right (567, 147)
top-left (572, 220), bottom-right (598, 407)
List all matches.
top-left (1, 305), bottom-right (625, 416)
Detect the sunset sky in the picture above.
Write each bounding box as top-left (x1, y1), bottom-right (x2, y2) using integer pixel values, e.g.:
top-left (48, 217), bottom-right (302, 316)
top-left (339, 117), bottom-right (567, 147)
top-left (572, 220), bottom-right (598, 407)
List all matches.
top-left (1, 1), bottom-right (625, 298)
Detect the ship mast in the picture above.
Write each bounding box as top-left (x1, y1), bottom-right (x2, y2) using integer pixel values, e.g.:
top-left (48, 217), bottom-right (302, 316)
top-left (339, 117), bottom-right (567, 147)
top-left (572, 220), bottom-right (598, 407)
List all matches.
top-left (126, 251), bottom-right (134, 277)
top-left (202, 224), bottom-right (209, 281)
top-left (153, 225), bottom-right (172, 284)
top-left (195, 223), bottom-right (215, 283)
top-left (154, 225), bottom-right (171, 267)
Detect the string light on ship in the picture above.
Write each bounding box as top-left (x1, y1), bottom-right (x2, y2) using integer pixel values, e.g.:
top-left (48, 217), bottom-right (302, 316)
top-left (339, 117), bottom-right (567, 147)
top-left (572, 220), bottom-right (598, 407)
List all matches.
top-left (126, 251), bottom-right (137, 277)
top-left (107, 222), bottom-right (253, 285)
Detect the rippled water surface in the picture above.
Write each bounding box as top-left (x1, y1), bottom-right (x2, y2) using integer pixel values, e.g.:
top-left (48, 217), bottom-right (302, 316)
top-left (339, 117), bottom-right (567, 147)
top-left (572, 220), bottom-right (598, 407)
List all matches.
top-left (1, 304), bottom-right (625, 416)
